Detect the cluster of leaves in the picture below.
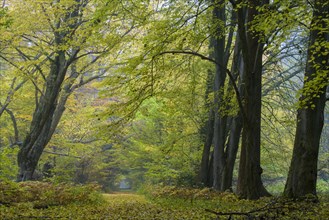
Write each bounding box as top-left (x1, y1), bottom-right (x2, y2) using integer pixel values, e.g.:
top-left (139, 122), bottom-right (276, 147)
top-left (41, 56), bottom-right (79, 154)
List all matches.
top-left (0, 147), bottom-right (19, 180)
top-left (0, 7), bottom-right (11, 29)
top-left (0, 181), bottom-right (104, 208)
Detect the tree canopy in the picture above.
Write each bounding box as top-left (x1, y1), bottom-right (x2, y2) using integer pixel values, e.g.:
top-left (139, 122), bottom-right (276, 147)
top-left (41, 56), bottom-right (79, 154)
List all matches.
top-left (0, 0), bottom-right (328, 202)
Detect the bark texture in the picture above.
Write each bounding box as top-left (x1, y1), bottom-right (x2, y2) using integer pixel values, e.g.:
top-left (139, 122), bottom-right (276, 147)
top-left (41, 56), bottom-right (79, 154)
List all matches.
top-left (199, 5), bottom-right (241, 190)
top-left (221, 41), bottom-right (244, 191)
top-left (212, 1), bottom-right (227, 191)
top-left (17, 53), bottom-right (70, 181)
top-left (199, 40), bottom-right (216, 186)
top-left (284, 0), bottom-right (329, 198)
top-left (236, 0), bottom-right (271, 199)
top-left (17, 1), bottom-right (85, 181)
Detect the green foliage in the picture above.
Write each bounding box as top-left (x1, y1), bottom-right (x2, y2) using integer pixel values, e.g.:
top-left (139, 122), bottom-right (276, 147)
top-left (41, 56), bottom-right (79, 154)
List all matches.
top-left (1, 183), bottom-right (329, 219)
top-left (142, 184), bottom-right (238, 201)
top-left (317, 180), bottom-right (329, 193)
top-left (0, 147), bottom-right (19, 181)
top-left (0, 7), bottom-right (11, 29)
top-left (112, 97), bottom-right (203, 188)
top-left (0, 181), bottom-right (104, 207)
top-left (143, 187), bottom-right (329, 219)
top-left (0, 0), bottom-right (328, 207)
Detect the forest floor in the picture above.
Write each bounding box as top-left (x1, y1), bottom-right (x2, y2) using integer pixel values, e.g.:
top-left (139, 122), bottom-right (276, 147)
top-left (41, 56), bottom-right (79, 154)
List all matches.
top-left (1, 189), bottom-right (329, 219)
top-left (102, 192), bottom-right (219, 219)
top-left (101, 192), bottom-right (329, 219)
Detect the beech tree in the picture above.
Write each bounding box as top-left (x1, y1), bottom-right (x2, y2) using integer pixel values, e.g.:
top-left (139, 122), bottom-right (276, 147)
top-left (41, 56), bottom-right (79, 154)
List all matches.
top-left (1, 0), bottom-right (139, 181)
top-left (232, 0), bottom-right (271, 199)
top-left (16, 0), bottom-right (93, 181)
top-left (284, 0), bottom-right (329, 198)
top-left (211, 1), bottom-right (228, 191)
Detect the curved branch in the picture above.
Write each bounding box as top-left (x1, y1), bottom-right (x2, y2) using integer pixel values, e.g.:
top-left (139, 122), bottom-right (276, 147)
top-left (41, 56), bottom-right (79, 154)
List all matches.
top-left (153, 50), bottom-right (246, 119)
top-left (0, 78), bottom-right (27, 117)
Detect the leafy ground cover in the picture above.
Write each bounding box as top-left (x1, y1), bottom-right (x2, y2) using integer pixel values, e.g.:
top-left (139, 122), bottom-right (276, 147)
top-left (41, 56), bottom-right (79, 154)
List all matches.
top-left (0, 182), bottom-right (328, 219)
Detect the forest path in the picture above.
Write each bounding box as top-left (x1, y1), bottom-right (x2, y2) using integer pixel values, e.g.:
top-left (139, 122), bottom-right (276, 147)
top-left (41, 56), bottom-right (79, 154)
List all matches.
top-left (101, 192), bottom-right (212, 219)
top-left (103, 192), bottom-right (149, 204)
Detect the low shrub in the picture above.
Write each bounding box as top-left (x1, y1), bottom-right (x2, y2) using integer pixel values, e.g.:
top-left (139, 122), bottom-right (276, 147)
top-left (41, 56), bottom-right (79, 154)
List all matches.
top-left (142, 184), bottom-right (238, 201)
top-left (0, 181), bottom-right (104, 208)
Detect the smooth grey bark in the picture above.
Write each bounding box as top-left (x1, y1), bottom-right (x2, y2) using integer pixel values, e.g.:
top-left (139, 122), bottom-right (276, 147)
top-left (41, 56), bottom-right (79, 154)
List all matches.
top-left (235, 0), bottom-right (271, 199)
top-left (17, 59), bottom-right (96, 181)
top-left (207, 151), bottom-right (214, 186)
top-left (199, 4), bottom-right (239, 190)
top-left (199, 69), bottom-right (215, 187)
top-left (221, 37), bottom-right (244, 191)
top-left (17, 52), bottom-right (70, 181)
top-left (212, 1), bottom-right (227, 191)
top-left (221, 113), bottom-right (242, 190)
top-left (284, 0), bottom-right (329, 198)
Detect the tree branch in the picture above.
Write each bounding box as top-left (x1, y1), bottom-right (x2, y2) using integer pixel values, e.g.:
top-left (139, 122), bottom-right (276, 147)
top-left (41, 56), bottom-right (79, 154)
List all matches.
top-left (0, 54), bottom-right (45, 96)
top-left (153, 50), bottom-right (246, 119)
top-left (0, 78), bottom-right (27, 117)
top-left (5, 108), bottom-right (20, 144)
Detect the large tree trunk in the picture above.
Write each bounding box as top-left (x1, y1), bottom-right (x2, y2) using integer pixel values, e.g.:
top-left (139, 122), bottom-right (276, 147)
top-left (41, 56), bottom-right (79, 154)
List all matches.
top-left (236, 0), bottom-right (271, 199)
top-left (17, 61), bottom-right (80, 181)
top-left (212, 1), bottom-right (227, 191)
top-left (284, 0), bottom-right (329, 198)
top-left (16, 1), bottom-right (86, 181)
top-left (17, 53), bottom-right (68, 181)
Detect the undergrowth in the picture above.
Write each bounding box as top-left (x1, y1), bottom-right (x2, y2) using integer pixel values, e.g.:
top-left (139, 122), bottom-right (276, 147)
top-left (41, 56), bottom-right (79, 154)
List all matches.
top-left (0, 182), bottom-right (328, 219)
top-left (0, 181), bottom-right (104, 206)
top-left (141, 185), bottom-right (329, 219)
